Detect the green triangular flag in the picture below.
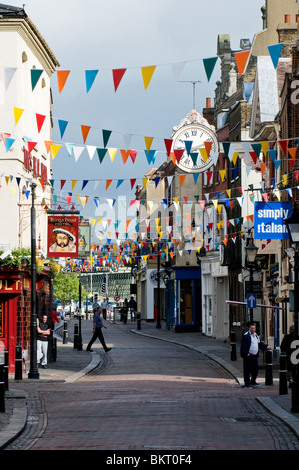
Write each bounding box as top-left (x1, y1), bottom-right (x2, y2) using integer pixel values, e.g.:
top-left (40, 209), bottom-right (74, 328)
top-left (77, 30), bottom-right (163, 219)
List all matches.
top-left (203, 57), bottom-right (218, 82)
top-left (190, 152), bottom-right (198, 166)
top-left (31, 69), bottom-right (43, 91)
top-left (102, 129), bottom-right (112, 148)
top-left (97, 148), bottom-right (108, 163)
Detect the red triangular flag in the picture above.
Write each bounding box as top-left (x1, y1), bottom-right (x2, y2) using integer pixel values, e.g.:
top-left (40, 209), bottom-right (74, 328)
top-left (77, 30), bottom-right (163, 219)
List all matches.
top-left (278, 139), bottom-right (289, 156)
top-left (174, 149), bottom-right (184, 163)
top-left (130, 178), bottom-right (136, 189)
top-left (112, 68), bottom-right (127, 92)
top-left (249, 151), bottom-right (257, 164)
top-left (164, 139), bottom-right (173, 157)
top-left (36, 113), bottom-right (46, 133)
top-left (28, 141), bottom-right (38, 153)
top-left (130, 150), bottom-right (137, 163)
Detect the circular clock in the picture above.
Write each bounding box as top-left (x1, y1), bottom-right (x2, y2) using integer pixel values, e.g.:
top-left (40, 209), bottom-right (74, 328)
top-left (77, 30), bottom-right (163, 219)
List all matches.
top-left (171, 123), bottom-right (218, 173)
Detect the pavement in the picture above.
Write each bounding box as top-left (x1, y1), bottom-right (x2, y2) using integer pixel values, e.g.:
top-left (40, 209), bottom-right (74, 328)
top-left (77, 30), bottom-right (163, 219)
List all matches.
top-left (1, 317), bottom-right (299, 449)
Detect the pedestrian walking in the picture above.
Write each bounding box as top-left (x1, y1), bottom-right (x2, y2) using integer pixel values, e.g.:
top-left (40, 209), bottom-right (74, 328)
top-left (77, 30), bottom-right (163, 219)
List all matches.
top-left (37, 314), bottom-right (51, 368)
top-left (240, 322), bottom-right (271, 388)
top-left (86, 307), bottom-right (111, 353)
top-left (128, 296), bottom-right (137, 321)
top-left (101, 297), bottom-right (108, 320)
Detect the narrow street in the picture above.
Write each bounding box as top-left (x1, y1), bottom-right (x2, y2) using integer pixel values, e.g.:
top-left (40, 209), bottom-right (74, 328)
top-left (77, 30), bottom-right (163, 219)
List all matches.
top-left (5, 320), bottom-right (299, 452)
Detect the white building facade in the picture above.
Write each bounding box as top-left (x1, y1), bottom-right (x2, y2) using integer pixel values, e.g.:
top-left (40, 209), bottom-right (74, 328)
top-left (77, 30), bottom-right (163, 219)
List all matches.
top-left (0, 5), bottom-right (59, 254)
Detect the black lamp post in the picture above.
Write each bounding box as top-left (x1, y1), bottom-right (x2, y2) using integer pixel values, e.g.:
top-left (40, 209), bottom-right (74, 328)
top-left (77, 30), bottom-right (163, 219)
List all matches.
top-left (28, 183), bottom-right (39, 379)
top-left (284, 206), bottom-right (299, 412)
top-left (156, 236), bottom-right (161, 329)
top-left (245, 238), bottom-right (258, 324)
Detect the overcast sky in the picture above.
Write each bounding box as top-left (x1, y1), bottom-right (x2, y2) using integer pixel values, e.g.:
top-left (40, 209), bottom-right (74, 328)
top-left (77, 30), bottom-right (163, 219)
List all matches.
top-left (9, 0), bottom-right (265, 236)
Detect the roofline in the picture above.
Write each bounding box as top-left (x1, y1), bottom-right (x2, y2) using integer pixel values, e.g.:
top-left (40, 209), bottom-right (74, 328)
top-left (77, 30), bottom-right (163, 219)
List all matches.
top-left (0, 16), bottom-right (60, 74)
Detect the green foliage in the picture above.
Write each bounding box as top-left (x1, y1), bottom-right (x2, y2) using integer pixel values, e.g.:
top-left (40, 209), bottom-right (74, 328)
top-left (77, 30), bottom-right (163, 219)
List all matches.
top-left (53, 271), bottom-right (88, 307)
top-left (0, 248), bottom-right (31, 269)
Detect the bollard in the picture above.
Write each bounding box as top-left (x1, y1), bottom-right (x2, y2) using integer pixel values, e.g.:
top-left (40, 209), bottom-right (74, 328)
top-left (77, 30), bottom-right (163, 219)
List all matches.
top-left (0, 363), bottom-right (5, 412)
top-left (265, 349), bottom-right (273, 385)
top-left (52, 337), bottom-right (57, 362)
top-left (137, 312), bottom-right (141, 330)
top-left (4, 349), bottom-right (8, 390)
top-left (230, 331), bottom-right (237, 361)
top-left (279, 352), bottom-right (288, 395)
top-left (63, 320), bottom-right (68, 344)
top-left (15, 344), bottom-right (23, 381)
top-left (74, 323), bottom-right (79, 349)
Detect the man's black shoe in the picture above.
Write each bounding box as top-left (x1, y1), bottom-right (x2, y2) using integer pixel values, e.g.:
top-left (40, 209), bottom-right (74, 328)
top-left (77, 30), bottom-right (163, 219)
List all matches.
top-left (86, 348), bottom-right (94, 352)
top-left (105, 348), bottom-right (111, 352)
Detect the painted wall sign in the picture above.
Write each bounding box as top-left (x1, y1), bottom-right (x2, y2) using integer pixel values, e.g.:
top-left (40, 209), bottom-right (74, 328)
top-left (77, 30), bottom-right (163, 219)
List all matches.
top-left (254, 201), bottom-right (292, 240)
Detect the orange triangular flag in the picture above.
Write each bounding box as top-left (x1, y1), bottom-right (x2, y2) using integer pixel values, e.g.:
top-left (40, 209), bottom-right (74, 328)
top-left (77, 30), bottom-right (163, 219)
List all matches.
top-left (204, 141), bottom-right (212, 157)
top-left (260, 162), bottom-right (267, 176)
top-left (106, 179), bottom-right (112, 190)
top-left (288, 148), bottom-right (297, 161)
top-left (235, 50), bottom-right (250, 76)
top-left (120, 149), bottom-right (130, 164)
top-left (180, 174), bottom-right (186, 187)
top-left (57, 70), bottom-right (70, 94)
top-left (81, 125), bottom-right (91, 144)
top-left (44, 140), bottom-right (54, 153)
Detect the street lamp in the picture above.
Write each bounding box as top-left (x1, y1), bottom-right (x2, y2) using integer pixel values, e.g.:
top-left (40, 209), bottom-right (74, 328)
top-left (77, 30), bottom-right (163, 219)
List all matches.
top-left (245, 238), bottom-right (258, 324)
top-left (28, 183), bottom-right (39, 379)
top-left (284, 206), bottom-right (299, 412)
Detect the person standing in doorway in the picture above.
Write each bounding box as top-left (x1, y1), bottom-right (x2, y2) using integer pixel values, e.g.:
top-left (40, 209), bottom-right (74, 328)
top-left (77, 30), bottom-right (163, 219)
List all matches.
top-left (240, 323), bottom-right (271, 388)
top-left (37, 314), bottom-right (51, 369)
top-left (86, 307), bottom-right (111, 353)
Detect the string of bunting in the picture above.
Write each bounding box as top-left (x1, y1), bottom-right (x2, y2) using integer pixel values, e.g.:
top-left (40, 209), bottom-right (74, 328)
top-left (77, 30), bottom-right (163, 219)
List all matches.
top-left (3, 41), bottom-right (288, 97)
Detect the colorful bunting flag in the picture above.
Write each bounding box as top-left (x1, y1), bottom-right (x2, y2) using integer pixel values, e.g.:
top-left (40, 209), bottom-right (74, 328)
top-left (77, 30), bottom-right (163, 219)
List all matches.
top-left (85, 70), bottom-right (99, 93)
top-left (31, 69), bottom-right (43, 91)
top-left (203, 57), bottom-right (218, 81)
top-left (112, 68), bottom-right (127, 92)
top-left (141, 65), bottom-right (156, 90)
top-left (57, 70), bottom-right (70, 94)
top-left (235, 50), bottom-right (251, 76)
top-left (268, 43), bottom-right (283, 69)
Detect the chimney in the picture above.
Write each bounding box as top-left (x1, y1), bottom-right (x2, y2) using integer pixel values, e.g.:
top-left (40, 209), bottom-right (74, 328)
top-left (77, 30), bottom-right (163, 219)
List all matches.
top-left (206, 97), bottom-right (211, 108)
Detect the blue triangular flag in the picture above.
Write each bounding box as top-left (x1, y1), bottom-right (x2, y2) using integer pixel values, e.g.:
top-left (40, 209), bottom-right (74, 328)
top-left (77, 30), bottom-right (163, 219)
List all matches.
top-left (268, 149), bottom-right (277, 162)
top-left (85, 70), bottom-right (99, 93)
top-left (274, 160), bottom-right (281, 171)
top-left (193, 173), bottom-right (199, 184)
top-left (268, 43), bottom-right (283, 69)
top-left (184, 140), bottom-right (192, 155)
top-left (58, 119), bottom-right (68, 138)
top-left (5, 137), bottom-right (15, 152)
top-left (116, 179), bottom-right (124, 188)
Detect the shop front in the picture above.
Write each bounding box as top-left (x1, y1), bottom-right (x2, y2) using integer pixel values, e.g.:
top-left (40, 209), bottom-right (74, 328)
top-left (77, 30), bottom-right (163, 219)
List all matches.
top-left (165, 267), bottom-right (202, 332)
top-left (0, 268), bottom-right (52, 373)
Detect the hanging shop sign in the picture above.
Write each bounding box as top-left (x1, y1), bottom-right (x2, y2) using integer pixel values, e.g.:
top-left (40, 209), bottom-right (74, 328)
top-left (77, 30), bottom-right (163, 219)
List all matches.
top-left (254, 201), bottom-right (292, 240)
top-left (47, 215), bottom-right (79, 258)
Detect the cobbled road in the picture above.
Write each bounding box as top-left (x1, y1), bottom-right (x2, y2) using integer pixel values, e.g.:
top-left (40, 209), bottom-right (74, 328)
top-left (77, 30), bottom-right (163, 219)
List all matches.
top-left (5, 321), bottom-right (299, 452)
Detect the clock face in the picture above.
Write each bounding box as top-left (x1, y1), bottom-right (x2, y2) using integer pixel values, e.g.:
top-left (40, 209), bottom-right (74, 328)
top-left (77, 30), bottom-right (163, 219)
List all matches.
top-left (171, 124), bottom-right (218, 173)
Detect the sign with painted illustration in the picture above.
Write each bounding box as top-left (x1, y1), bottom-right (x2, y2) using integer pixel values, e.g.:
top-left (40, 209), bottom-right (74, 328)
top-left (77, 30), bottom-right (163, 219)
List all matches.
top-left (78, 222), bottom-right (91, 258)
top-left (47, 216), bottom-right (79, 257)
top-left (254, 201), bottom-right (292, 240)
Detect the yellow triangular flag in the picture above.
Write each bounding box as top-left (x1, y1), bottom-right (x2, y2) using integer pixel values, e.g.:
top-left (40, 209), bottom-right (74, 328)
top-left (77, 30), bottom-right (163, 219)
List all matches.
top-left (144, 136), bottom-right (153, 152)
top-left (217, 204), bottom-right (223, 214)
top-left (91, 219), bottom-right (96, 227)
top-left (72, 180), bottom-right (77, 190)
top-left (226, 189), bottom-right (231, 198)
top-left (98, 218), bottom-right (102, 226)
top-left (261, 141), bottom-right (269, 158)
top-left (108, 148), bottom-right (117, 162)
top-left (232, 152), bottom-right (239, 166)
top-left (141, 65), bottom-right (156, 90)
top-left (199, 148), bottom-right (208, 163)
top-left (142, 178), bottom-right (148, 188)
top-left (282, 174), bottom-right (288, 187)
top-left (219, 169), bottom-right (226, 182)
top-left (80, 197), bottom-right (86, 207)
top-left (13, 107), bottom-right (24, 126)
top-left (50, 144), bottom-right (62, 159)
top-left (10, 187), bottom-right (16, 197)
top-left (212, 200), bottom-right (218, 209)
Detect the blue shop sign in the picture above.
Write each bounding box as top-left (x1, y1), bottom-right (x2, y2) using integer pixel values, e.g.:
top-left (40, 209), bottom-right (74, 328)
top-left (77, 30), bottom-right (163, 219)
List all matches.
top-left (254, 201), bottom-right (292, 240)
